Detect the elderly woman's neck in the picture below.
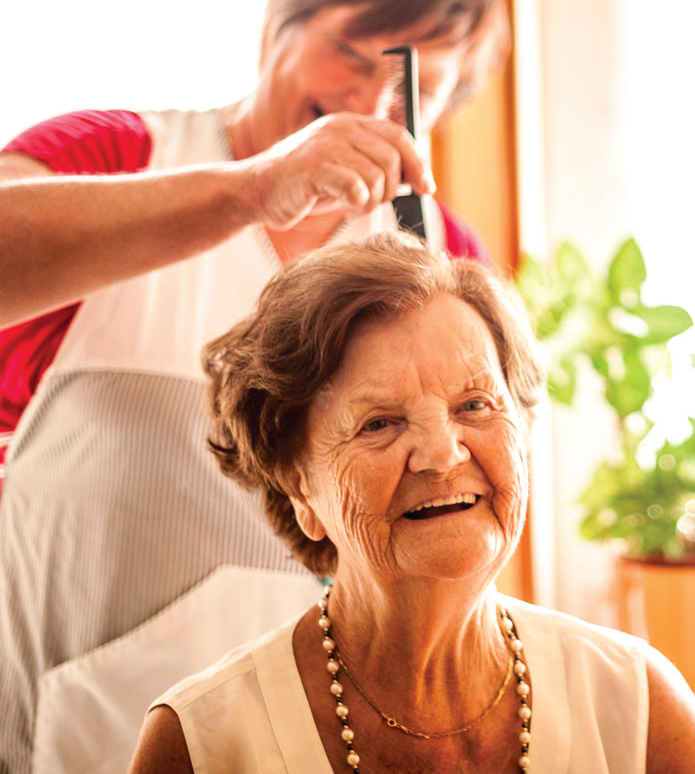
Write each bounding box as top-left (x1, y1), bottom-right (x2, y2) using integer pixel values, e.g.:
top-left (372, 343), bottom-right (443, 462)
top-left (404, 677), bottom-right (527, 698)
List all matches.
top-left (326, 576), bottom-right (508, 685)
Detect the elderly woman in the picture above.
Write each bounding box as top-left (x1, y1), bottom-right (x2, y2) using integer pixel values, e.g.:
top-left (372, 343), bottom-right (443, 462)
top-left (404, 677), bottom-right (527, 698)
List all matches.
top-left (133, 230), bottom-right (694, 773)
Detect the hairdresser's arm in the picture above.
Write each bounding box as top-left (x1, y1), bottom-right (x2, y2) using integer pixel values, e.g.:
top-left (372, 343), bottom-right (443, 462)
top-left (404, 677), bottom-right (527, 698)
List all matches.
top-left (0, 155), bottom-right (267, 325)
top-left (0, 113), bottom-right (431, 326)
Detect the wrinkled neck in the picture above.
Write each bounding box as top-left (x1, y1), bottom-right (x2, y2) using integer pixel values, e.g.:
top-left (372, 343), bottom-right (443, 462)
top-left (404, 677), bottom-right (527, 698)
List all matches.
top-left (324, 577), bottom-right (510, 720)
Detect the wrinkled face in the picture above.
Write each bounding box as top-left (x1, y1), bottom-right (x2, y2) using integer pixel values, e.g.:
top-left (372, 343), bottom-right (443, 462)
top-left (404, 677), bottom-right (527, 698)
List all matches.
top-left (291, 295), bottom-right (529, 586)
top-left (258, 5), bottom-right (463, 142)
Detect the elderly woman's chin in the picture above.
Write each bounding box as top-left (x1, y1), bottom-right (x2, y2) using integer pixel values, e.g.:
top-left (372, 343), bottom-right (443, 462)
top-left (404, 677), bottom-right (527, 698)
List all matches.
top-left (385, 499), bottom-right (523, 585)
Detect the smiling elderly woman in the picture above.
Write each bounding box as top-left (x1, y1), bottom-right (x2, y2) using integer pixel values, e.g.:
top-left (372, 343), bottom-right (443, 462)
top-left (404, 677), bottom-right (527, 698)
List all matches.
top-left (129, 232), bottom-right (695, 774)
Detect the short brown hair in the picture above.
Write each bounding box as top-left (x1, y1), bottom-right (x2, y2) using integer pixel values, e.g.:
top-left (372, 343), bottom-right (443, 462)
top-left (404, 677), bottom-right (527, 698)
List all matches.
top-left (259, 0), bottom-right (510, 114)
top-left (203, 231), bottom-right (544, 575)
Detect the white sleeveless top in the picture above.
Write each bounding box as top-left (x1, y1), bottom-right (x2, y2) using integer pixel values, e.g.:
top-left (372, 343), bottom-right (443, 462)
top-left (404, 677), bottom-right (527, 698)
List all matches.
top-left (155, 596), bottom-right (650, 774)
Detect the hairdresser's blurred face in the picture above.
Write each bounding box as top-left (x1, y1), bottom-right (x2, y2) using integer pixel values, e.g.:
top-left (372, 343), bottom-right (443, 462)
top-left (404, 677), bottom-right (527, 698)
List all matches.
top-left (256, 5), bottom-right (462, 148)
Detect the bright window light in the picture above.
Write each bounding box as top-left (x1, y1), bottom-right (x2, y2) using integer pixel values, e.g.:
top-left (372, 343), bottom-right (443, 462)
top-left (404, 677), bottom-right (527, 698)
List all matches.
top-left (1, 0), bottom-right (265, 147)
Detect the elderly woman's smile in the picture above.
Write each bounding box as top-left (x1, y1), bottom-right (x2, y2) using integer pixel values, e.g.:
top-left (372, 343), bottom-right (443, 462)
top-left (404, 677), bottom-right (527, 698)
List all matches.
top-left (401, 492), bottom-right (479, 520)
top-left (291, 293), bottom-right (527, 584)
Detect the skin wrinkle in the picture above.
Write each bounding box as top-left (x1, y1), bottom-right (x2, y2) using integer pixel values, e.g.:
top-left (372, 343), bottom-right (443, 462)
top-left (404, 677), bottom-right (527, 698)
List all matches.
top-left (331, 583), bottom-right (506, 710)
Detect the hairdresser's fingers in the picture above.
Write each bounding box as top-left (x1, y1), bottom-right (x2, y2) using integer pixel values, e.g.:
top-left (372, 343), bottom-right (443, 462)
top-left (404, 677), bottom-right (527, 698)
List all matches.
top-left (326, 114), bottom-right (433, 199)
top-left (257, 155), bottom-right (381, 228)
top-left (359, 118), bottom-right (436, 196)
top-left (246, 112), bottom-right (433, 228)
top-left (246, 151), bottom-right (356, 231)
top-left (336, 124), bottom-right (403, 202)
top-left (312, 161), bottom-right (373, 214)
top-left (298, 114), bottom-right (403, 206)
top-left (329, 148), bottom-right (389, 211)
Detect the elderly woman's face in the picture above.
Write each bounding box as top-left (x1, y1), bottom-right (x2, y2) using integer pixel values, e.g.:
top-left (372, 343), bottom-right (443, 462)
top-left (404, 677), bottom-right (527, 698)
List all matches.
top-left (292, 294), bottom-right (529, 585)
top-left (260, 5), bottom-right (462, 139)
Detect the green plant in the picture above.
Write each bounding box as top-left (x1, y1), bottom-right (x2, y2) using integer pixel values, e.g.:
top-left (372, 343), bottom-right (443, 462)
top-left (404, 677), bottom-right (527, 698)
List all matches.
top-left (516, 238), bottom-right (695, 561)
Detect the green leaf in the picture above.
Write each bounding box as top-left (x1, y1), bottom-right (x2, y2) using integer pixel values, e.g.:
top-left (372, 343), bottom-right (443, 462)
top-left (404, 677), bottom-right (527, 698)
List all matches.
top-left (555, 241), bottom-right (591, 287)
top-left (633, 305), bottom-right (693, 344)
top-left (604, 347), bottom-right (651, 417)
top-left (589, 350), bottom-right (611, 379)
top-left (607, 239), bottom-right (646, 304)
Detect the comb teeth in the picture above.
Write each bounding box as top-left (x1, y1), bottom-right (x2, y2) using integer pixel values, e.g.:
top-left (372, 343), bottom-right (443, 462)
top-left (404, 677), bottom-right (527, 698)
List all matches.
top-left (382, 55), bottom-right (408, 127)
top-left (382, 46), bottom-right (419, 139)
top-left (382, 45), bottom-right (427, 242)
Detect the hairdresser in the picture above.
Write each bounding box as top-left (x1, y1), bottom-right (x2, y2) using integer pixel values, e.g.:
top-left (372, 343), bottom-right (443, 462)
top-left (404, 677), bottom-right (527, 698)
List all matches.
top-left (0, 2), bottom-right (508, 773)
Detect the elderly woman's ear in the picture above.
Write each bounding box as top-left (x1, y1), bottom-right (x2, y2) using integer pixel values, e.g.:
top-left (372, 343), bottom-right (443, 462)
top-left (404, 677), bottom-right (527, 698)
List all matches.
top-left (285, 464), bottom-right (327, 542)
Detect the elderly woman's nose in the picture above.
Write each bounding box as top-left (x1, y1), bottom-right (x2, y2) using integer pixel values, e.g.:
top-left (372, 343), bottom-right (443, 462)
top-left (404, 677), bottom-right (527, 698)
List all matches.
top-left (407, 422), bottom-right (472, 474)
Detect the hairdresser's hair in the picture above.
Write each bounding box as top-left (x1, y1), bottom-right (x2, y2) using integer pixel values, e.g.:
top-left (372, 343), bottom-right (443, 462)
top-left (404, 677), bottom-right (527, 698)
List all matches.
top-left (203, 231), bottom-right (544, 576)
top-left (259, 0), bottom-right (510, 113)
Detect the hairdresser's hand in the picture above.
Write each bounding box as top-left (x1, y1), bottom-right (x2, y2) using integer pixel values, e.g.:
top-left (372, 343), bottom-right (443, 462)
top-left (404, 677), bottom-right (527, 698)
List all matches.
top-left (244, 112), bottom-right (435, 230)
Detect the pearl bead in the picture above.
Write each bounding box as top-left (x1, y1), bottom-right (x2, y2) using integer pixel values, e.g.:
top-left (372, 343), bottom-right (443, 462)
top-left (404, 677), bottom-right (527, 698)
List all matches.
top-left (319, 615), bottom-right (331, 630)
top-left (330, 681), bottom-right (344, 695)
top-left (516, 682), bottom-right (530, 696)
top-left (318, 597), bottom-right (328, 610)
top-left (510, 638), bottom-right (523, 652)
top-left (518, 706), bottom-right (532, 720)
top-left (322, 638), bottom-right (335, 651)
top-left (519, 754), bottom-right (530, 769)
top-left (519, 730), bottom-right (531, 744)
top-left (336, 704), bottom-right (349, 718)
top-left (347, 752), bottom-right (360, 766)
top-left (514, 661), bottom-right (527, 676)
top-left (327, 660), bottom-right (340, 674)
top-left (502, 617), bottom-right (514, 632)
top-left (341, 727), bottom-right (354, 742)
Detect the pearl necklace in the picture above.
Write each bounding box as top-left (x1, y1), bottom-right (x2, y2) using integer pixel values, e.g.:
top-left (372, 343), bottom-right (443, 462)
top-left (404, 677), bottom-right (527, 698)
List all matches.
top-left (318, 586), bottom-right (532, 773)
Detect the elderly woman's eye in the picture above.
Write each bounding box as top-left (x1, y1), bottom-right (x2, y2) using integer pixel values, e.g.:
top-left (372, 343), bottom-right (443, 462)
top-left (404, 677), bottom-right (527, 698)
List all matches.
top-left (362, 417), bottom-right (390, 433)
top-left (461, 398), bottom-right (489, 412)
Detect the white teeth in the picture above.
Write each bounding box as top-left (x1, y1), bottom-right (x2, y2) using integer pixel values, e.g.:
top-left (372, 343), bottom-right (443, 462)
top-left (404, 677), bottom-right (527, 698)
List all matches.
top-left (411, 493), bottom-right (477, 512)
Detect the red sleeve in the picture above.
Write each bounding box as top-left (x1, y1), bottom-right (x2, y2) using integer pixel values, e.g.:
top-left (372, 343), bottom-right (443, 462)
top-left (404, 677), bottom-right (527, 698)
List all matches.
top-left (436, 199), bottom-right (492, 265)
top-left (0, 110), bottom-right (153, 456)
top-left (2, 109), bottom-right (151, 174)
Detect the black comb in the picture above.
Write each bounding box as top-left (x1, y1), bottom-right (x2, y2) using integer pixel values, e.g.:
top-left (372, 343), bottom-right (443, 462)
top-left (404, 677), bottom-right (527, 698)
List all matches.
top-left (382, 45), bottom-right (427, 241)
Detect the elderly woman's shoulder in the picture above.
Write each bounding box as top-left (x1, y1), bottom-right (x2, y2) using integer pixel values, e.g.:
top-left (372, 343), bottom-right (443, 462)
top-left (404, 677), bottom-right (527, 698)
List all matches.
top-left (501, 594), bottom-right (695, 774)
